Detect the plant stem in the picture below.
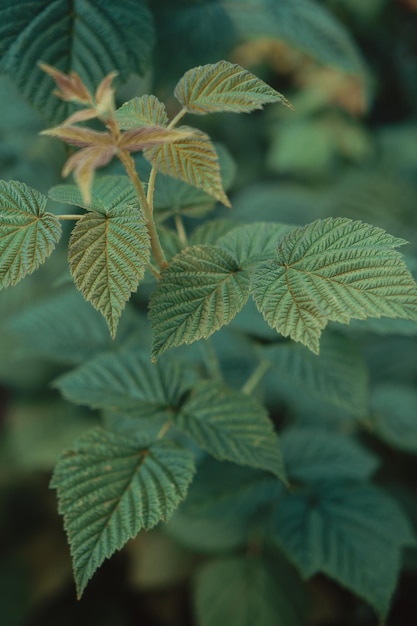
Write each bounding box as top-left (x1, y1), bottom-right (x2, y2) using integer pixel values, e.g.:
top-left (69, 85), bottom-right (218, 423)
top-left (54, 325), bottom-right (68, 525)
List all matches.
top-left (117, 150), bottom-right (168, 271)
top-left (146, 166), bottom-right (158, 212)
top-left (57, 214), bottom-right (83, 220)
top-left (147, 262), bottom-right (161, 280)
top-left (168, 107), bottom-right (187, 129)
top-left (157, 420), bottom-right (172, 439)
top-left (174, 213), bottom-right (188, 245)
top-left (241, 360), bottom-right (271, 396)
top-left (200, 338), bottom-right (223, 382)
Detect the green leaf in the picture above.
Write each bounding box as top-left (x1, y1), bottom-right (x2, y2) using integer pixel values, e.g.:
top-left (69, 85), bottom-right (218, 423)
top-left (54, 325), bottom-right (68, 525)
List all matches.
top-left (54, 349), bottom-right (191, 420)
top-left (176, 381), bottom-right (285, 481)
top-left (0, 1), bottom-right (154, 123)
top-left (281, 428), bottom-right (379, 484)
top-left (51, 427), bottom-right (195, 597)
top-left (262, 331), bottom-right (368, 415)
top-left (194, 555), bottom-right (307, 626)
top-left (144, 129), bottom-right (231, 207)
top-left (189, 219), bottom-right (240, 246)
top-left (174, 60), bottom-right (292, 114)
top-left (0, 180), bottom-right (61, 288)
top-left (371, 384), bottom-right (417, 453)
top-left (49, 175), bottom-right (136, 212)
top-left (149, 245), bottom-right (250, 360)
top-left (68, 202), bottom-right (150, 337)
top-left (115, 95), bottom-right (168, 129)
top-left (218, 222), bottom-right (294, 267)
top-left (273, 482), bottom-right (415, 617)
top-left (225, 0), bottom-right (365, 75)
top-left (251, 218), bottom-right (417, 354)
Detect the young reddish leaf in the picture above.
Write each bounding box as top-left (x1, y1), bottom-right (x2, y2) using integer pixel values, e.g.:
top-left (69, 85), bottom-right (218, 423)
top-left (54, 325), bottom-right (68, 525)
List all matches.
top-left (39, 62), bottom-right (92, 104)
top-left (118, 126), bottom-right (194, 151)
top-left (62, 147), bottom-right (116, 204)
top-left (41, 126), bottom-right (114, 148)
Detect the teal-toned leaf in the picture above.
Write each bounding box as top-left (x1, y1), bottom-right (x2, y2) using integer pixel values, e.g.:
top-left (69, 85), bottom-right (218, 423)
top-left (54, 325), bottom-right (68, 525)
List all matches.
top-left (51, 428), bottom-right (195, 597)
top-left (225, 0), bottom-right (365, 75)
top-left (194, 555), bottom-right (307, 626)
top-left (273, 482), bottom-right (415, 617)
top-left (149, 245), bottom-right (250, 360)
top-left (189, 220), bottom-right (240, 246)
top-left (371, 384), bottom-right (417, 453)
top-left (177, 381), bottom-right (285, 481)
top-left (174, 60), bottom-right (292, 114)
top-left (68, 202), bottom-right (150, 337)
top-left (49, 175), bottom-right (136, 212)
top-left (0, 180), bottom-right (61, 288)
top-left (0, 1), bottom-right (154, 123)
top-left (281, 428), bottom-right (379, 484)
top-left (218, 222), bottom-right (294, 267)
top-left (144, 129), bottom-right (231, 207)
top-left (54, 350), bottom-right (191, 420)
top-left (251, 218), bottom-right (417, 354)
top-left (262, 331), bottom-right (368, 415)
top-left (115, 95), bottom-right (168, 129)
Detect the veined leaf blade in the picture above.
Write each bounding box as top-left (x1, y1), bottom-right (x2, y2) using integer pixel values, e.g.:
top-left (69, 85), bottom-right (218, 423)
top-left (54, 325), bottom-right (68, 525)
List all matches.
top-left (177, 381), bottom-right (285, 481)
top-left (68, 204), bottom-right (150, 337)
top-left (0, 180), bottom-right (61, 288)
top-left (51, 428), bottom-right (195, 597)
top-left (174, 60), bottom-right (293, 114)
top-left (149, 245), bottom-right (250, 360)
top-left (251, 218), bottom-right (417, 354)
top-left (49, 176), bottom-right (137, 212)
top-left (115, 95), bottom-right (168, 129)
top-left (144, 129), bottom-right (230, 207)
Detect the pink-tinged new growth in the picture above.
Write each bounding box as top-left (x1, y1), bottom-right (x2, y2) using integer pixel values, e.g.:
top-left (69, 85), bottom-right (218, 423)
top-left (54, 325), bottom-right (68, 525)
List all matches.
top-left (39, 63), bottom-right (93, 105)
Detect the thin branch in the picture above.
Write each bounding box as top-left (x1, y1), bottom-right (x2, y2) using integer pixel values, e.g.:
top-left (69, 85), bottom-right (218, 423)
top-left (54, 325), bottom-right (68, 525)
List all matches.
top-left (57, 214), bottom-right (83, 220)
top-left (174, 213), bottom-right (188, 245)
top-left (157, 420), bottom-right (172, 440)
top-left (241, 360), bottom-right (271, 396)
top-left (168, 107), bottom-right (187, 129)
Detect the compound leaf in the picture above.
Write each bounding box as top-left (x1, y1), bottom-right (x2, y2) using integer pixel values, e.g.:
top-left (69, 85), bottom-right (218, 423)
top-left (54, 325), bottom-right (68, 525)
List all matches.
top-left (194, 555), bottom-right (307, 626)
top-left (176, 381), bottom-right (285, 481)
top-left (273, 482), bottom-right (415, 618)
top-left (149, 245), bottom-right (250, 360)
top-left (262, 331), bottom-right (368, 415)
top-left (0, 0), bottom-right (154, 123)
top-left (68, 202), bottom-right (150, 337)
top-left (144, 129), bottom-right (230, 207)
top-left (174, 60), bottom-right (292, 114)
top-left (0, 180), bottom-right (61, 288)
top-left (49, 175), bottom-right (136, 212)
top-left (51, 427), bottom-right (195, 597)
top-left (251, 218), bottom-right (417, 354)
top-left (54, 349), bottom-right (190, 420)
top-left (218, 222), bottom-right (294, 267)
top-left (115, 95), bottom-right (168, 129)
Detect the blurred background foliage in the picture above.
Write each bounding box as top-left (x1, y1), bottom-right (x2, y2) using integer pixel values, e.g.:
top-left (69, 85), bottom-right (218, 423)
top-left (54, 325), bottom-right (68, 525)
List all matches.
top-left (1, 0), bottom-right (417, 625)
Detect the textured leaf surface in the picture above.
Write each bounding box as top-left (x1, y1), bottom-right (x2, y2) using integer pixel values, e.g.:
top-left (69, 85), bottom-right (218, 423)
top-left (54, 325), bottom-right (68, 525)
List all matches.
top-left (225, 0), bottom-right (365, 74)
top-left (251, 218), bottom-right (417, 354)
top-left (0, 0), bottom-right (154, 123)
top-left (144, 129), bottom-right (230, 207)
top-left (273, 482), bottom-right (415, 617)
top-left (68, 203), bottom-right (150, 337)
top-left (115, 95), bottom-right (168, 129)
top-left (0, 181), bottom-right (61, 288)
top-left (371, 384), bottom-right (417, 453)
top-left (194, 556), bottom-right (307, 626)
top-left (49, 176), bottom-right (136, 212)
top-left (149, 245), bottom-right (250, 359)
top-left (177, 381), bottom-right (285, 481)
top-left (218, 222), bottom-right (294, 266)
top-left (54, 350), bottom-right (190, 420)
top-left (51, 428), bottom-right (195, 597)
top-left (281, 428), bottom-right (378, 483)
top-left (174, 60), bottom-right (292, 114)
top-left (262, 331), bottom-right (368, 415)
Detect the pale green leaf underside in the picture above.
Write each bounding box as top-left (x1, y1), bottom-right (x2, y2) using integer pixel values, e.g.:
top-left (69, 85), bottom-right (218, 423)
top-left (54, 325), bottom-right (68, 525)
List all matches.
top-left (0, 180), bottom-right (61, 288)
top-left (274, 483), bottom-right (415, 617)
top-left (68, 205), bottom-right (150, 337)
top-left (0, 0), bottom-right (154, 123)
top-left (251, 218), bottom-right (417, 354)
top-left (115, 95), bottom-right (169, 129)
top-left (49, 176), bottom-right (137, 213)
top-left (54, 349), bottom-right (190, 420)
top-left (144, 129), bottom-right (230, 207)
top-left (174, 60), bottom-right (293, 114)
top-left (194, 556), bottom-right (306, 626)
top-left (51, 428), bottom-right (195, 597)
top-left (149, 245), bottom-right (250, 360)
top-left (263, 331), bottom-right (368, 415)
top-left (177, 381), bottom-right (285, 481)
